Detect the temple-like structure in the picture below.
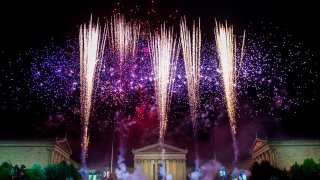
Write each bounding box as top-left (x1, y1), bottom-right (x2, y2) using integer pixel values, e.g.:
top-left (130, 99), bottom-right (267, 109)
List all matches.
top-left (250, 137), bottom-right (320, 169)
top-left (0, 137), bottom-right (79, 168)
top-left (132, 142), bottom-right (188, 180)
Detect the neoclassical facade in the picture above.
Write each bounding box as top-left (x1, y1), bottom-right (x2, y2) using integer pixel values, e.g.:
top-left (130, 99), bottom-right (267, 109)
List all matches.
top-left (132, 142), bottom-right (188, 180)
top-left (0, 137), bottom-right (79, 168)
top-left (250, 137), bottom-right (320, 170)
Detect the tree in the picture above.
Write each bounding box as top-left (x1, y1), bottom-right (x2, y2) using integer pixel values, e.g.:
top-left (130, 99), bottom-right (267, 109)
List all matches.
top-left (26, 169), bottom-right (34, 179)
top-left (250, 161), bottom-right (288, 180)
top-left (289, 162), bottom-right (302, 179)
top-left (70, 164), bottom-right (81, 180)
top-left (45, 161), bottom-right (75, 180)
top-left (26, 163), bottom-right (46, 180)
top-left (45, 164), bottom-right (63, 180)
top-left (0, 162), bottom-right (11, 180)
top-left (302, 158), bottom-right (318, 179)
top-left (57, 161), bottom-right (71, 179)
top-left (250, 162), bottom-right (261, 180)
top-left (260, 161), bottom-right (273, 179)
top-left (288, 158), bottom-right (320, 179)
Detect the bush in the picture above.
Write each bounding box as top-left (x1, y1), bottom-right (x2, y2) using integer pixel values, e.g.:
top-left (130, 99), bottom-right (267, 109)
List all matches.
top-left (26, 163), bottom-right (46, 180)
top-left (250, 160), bottom-right (289, 180)
top-left (45, 163), bottom-right (63, 180)
top-left (0, 162), bottom-right (11, 180)
top-left (289, 158), bottom-right (320, 179)
top-left (70, 164), bottom-right (81, 180)
top-left (289, 162), bottom-right (302, 179)
top-left (302, 158), bottom-right (317, 178)
top-left (45, 161), bottom-right (80, 180)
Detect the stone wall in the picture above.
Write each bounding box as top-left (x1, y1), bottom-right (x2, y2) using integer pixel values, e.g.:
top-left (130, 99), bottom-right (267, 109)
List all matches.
top-left (0, 141), bottom-right (52, 167)
top-left (273, 141), bottom-right (320, 170)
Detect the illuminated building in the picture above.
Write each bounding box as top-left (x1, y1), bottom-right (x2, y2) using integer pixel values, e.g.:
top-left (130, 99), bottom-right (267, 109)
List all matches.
top-left (0, 137), bottom-right (79, 168)
top-left (250, 137), bottom-right (320, 169)
top-left (132, 142), bottom-right (188, 180)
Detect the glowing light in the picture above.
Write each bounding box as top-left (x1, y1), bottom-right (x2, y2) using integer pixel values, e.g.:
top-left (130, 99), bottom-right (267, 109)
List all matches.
top-left (214, 21), bottom-right (237, 136)
top-left (180, 17), bottom-right (201, 135)
top-left (238, 30), bottom-right (246, 74)
top-left (107, 14), bottom-right (140, 67)
top-left (149, 24), bottom-right (179, 142)
top-left (79, 16), bottom-right (107, 167)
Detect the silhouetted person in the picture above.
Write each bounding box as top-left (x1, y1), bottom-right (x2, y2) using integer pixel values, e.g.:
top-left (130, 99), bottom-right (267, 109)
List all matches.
top-left (19, 165), bottom-right (26, 180)
top-left (11, 165), bottom-right (19, 180)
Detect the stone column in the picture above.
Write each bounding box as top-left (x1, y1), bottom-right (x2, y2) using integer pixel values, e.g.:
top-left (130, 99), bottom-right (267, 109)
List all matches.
top-left (142, 160), bottom-right (145, 176)
top-left (166, 159), bottom-right (170, 177)
top-left (266, 151), bottom-right (270, 163)
top-left (182, 160), bottom-right (186, 180)
top-left (271, 149), bottom-right (276, 167)
top-left (269, 151), bottom-right (272, 163)
top-left (155, 160), bottom-right (159, 179)
top-left (146, 159), bottom-right (149, 179)
top-left (177, 160), bottom-right (181, 180)
top-left (50, 150), bottom-right (54, 164)
top-left (53, 152), bottom-right (57, 163)
top-left (57, 153), bottom-right (60, 163)
top-left (151, 160), bottom-right (154, 180)
top-left (145, 160), bottom-right (148, 177)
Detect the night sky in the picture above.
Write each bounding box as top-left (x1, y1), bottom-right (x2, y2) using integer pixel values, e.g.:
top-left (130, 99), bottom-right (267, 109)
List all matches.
top-left (1, 0), bottom-right (320, 168)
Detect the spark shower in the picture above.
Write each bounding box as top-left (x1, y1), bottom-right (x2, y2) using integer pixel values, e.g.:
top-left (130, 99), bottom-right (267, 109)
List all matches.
top-left (79, 15), bottom-right (245, 168)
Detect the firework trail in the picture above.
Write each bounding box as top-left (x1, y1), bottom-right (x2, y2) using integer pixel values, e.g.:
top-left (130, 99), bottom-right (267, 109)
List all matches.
top-left (107, 14), bottom-right (140, 67)
top-left (214, 21), bottom-right (239, 163)
top-left (238, 30), bottom-right (246, 76)
top-left (180, 17), bottom-right (201, 135)
top-left (106, 15), bottom-right (140, 169)
top-left (79, 16), bottom-right (107, 167)
top-left (149, 24), bottom-right (179, 142)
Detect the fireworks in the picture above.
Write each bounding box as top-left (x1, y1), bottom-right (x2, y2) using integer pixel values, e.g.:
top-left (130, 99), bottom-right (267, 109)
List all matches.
top-left (79, 16), bottom-right (107, 167)
top-left (149, 24), bottom-right (179, 142)
top-left (180, 17), bottom-right (201, 135)
top-left (214, 21), bottom-right (238, 137)
top-left (3, 16), bottom-right (317, 167)
top-left (19, 20), bottom-right (312, 123)
top-left (107, 14), bottom-right (140, 67)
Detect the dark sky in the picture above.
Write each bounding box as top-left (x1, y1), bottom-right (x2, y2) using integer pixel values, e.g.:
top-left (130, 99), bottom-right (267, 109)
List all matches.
top-left (1, 0), bottom-right (320, 167)
top-left (1, 0), bottom-right (320, 51)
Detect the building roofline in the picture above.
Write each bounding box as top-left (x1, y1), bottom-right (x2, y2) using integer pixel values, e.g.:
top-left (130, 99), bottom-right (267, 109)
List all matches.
top-left (250, 137), bottom-right (267, 153)
top-left (56, 137), bottom-right (73, 155)
top-left (263, 138), bottom-right (320, 142)
top-left (0, 138), bottom-right (57, 142)
top-left (132, 142), bottom-right (188, 154)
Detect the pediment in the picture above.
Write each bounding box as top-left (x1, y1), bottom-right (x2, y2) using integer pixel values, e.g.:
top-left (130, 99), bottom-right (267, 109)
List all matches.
top-left (132, 142), bottom-right (187, 154)
top-left (56, 138), bottom-right (72, 154)
top-left (250, 138), bottom-right (267, 152)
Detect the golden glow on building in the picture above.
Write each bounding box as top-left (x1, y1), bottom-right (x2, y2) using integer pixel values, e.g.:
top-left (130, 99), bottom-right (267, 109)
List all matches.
top-left (132, 142), bottom-right (187, 180)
